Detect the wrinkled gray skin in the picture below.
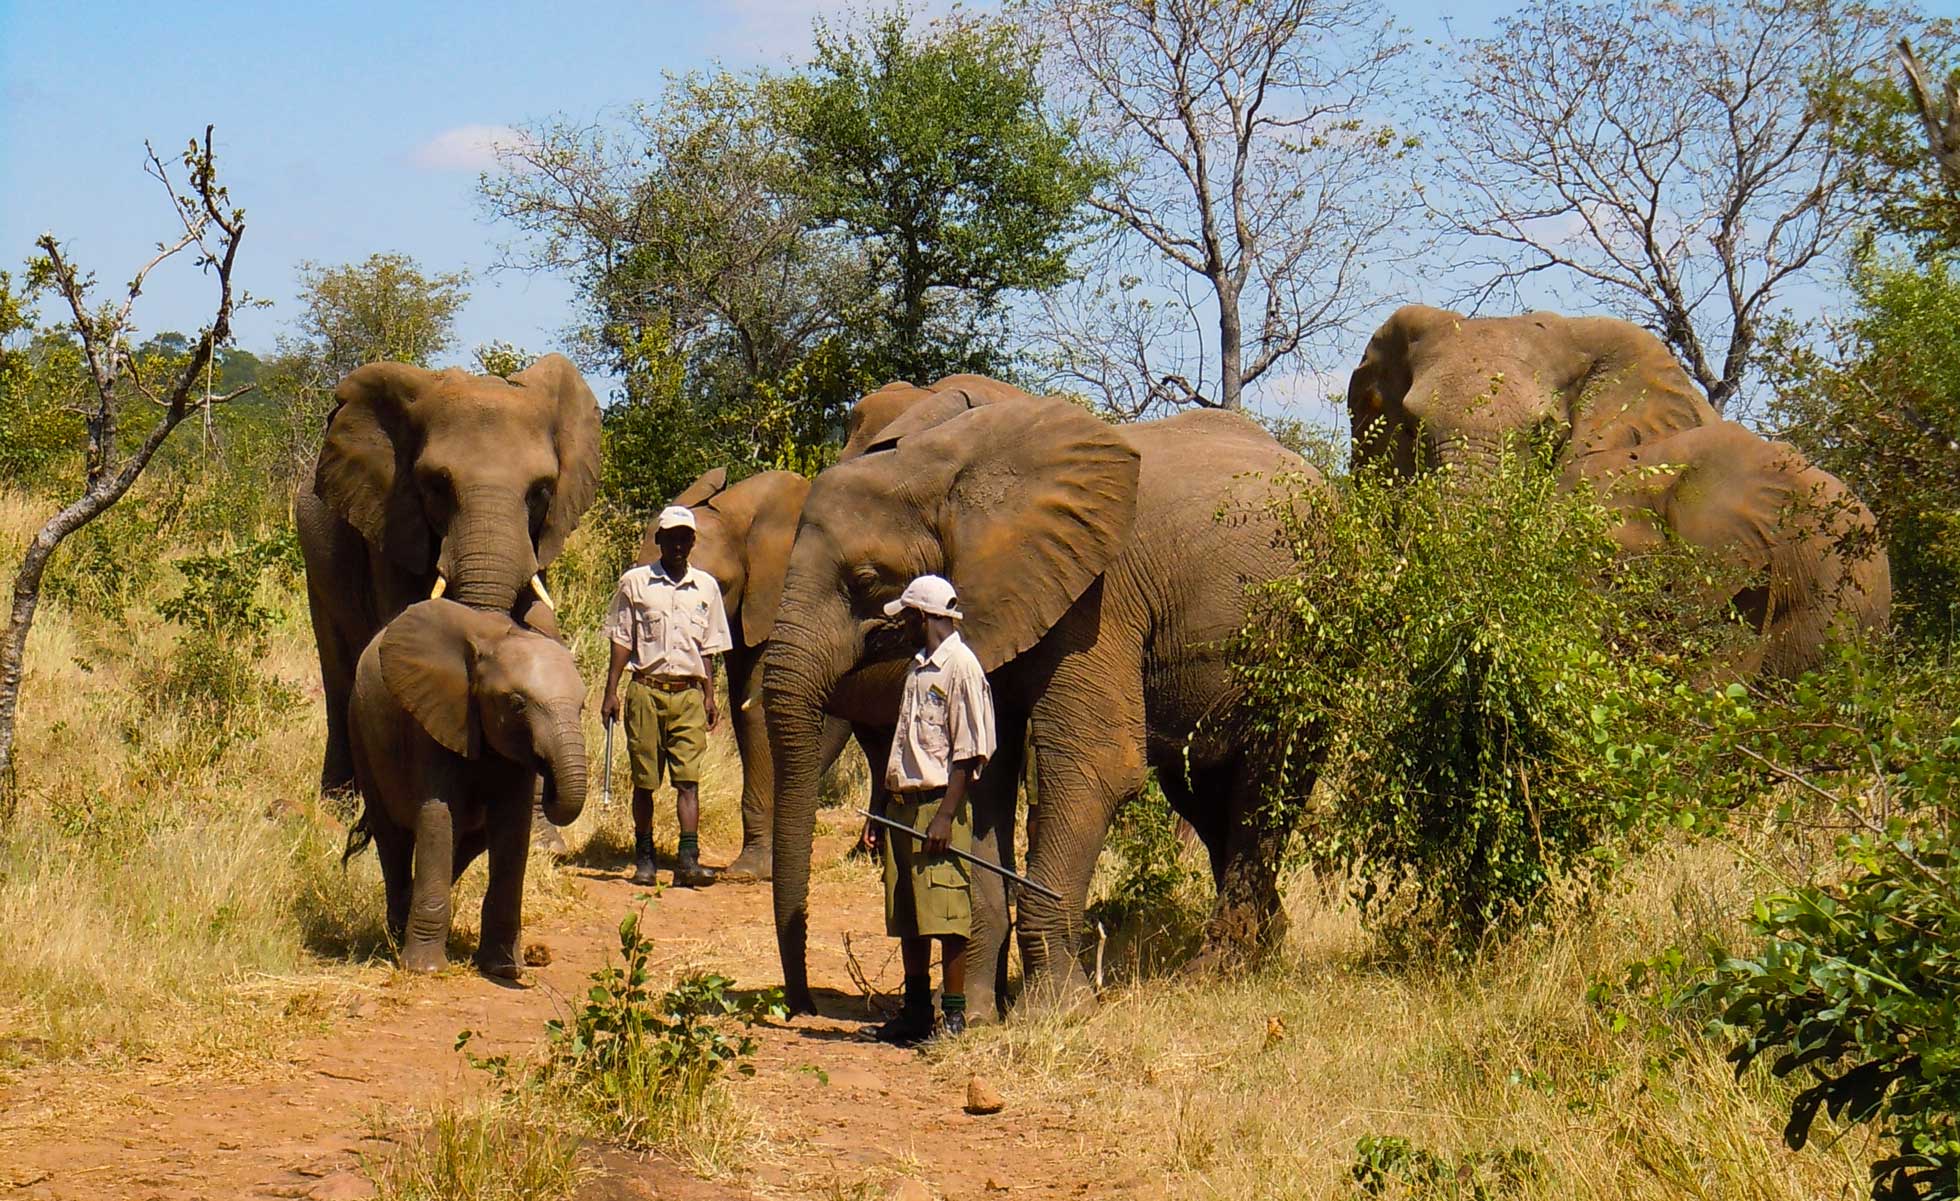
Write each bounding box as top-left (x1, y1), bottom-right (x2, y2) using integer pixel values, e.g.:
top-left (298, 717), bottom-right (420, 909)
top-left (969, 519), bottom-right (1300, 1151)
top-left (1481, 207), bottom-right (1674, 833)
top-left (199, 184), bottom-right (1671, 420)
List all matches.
top-left (296, 356), bottom-right (601, 797)
top-left (348, 600), bottom-right (589, 977)
top-left (652, 375), bottom-right (1034, 881)
top-left (764, 397), bottom-right (1316, 1018)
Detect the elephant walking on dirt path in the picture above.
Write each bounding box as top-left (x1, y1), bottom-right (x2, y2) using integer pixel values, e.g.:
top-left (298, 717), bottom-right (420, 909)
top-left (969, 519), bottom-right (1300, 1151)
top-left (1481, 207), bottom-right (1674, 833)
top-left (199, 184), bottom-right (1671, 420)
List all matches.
top-left (763, 395), bottom-right (1319, 1017)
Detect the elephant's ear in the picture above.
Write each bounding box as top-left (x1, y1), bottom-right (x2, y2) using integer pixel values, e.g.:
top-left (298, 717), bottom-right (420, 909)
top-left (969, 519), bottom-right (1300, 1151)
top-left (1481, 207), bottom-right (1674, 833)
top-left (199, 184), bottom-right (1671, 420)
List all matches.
top-left (315, 362), bottom-right (436, 571)
top-left (1558, 317), bottom-right (1718, 460)
top-left (739, 473), bottom-right (810, 646)
top-left (512, 354), bottom-right (602, 567)
top-left (863, 388), bottom-right (986, 455)
top-left (909, 397), bottom-right (1140, 671)
top-left (672, 466), bottom-right (729, 508)
top-left (379, 600), bottom-right (497, 758)
top-left (1349, 305), bottom-right (1459, 474)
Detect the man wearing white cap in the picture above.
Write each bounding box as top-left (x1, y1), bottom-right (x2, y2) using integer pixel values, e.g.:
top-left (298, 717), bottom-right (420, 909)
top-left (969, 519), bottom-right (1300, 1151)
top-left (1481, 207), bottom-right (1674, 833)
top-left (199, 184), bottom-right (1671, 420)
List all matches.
top-left (863, 573), bottom-right (995, 1045)
top-left (602, 505), bottom-right (732, 887)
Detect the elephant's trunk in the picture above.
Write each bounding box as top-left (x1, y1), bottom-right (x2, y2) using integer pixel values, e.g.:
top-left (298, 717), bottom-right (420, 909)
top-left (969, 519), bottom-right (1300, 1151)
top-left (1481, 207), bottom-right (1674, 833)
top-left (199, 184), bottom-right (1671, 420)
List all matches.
top-left (441, 485), bottom-right (540, 613)
top-left (1432, 429), bottom-right (1509, 476)
top-left (763, 600), bottom-right (859, 1016)
top-left (536, 707), bottom-right (588, 826)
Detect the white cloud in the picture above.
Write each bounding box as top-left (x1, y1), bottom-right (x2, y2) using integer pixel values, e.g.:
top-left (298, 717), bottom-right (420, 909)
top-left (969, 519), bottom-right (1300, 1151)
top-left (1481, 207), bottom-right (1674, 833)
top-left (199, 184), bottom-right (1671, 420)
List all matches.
top-left (410, 124), bottom-right (528, 172)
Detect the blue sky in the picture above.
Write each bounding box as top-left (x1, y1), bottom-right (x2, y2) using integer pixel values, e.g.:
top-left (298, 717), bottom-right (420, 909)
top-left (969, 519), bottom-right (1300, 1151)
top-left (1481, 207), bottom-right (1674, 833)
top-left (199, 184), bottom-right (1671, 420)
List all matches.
top-left (5, 0), bottom-right (1954, 421)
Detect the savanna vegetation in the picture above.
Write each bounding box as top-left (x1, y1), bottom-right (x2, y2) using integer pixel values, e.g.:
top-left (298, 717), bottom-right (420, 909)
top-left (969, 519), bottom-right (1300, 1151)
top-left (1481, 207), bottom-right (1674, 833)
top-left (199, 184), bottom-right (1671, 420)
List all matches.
top-left (4, 2), bottom-right (1960, 1200)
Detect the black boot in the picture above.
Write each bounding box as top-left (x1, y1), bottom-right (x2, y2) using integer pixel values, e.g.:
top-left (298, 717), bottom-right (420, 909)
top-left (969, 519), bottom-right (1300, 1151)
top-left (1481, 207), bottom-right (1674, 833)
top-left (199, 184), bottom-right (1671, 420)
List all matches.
top-left (672, 843), bottom-right (717, 888)
top-left (862, 975), bottom-right (934, 1047)
top-left (629, 831), bottom-right (658, 887)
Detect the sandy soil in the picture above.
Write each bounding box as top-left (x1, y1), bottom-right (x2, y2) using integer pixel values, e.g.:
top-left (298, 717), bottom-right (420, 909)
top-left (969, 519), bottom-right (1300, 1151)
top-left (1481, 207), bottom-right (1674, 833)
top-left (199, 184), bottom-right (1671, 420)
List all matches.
top-left (0, 823), bottom-right (1137, 1200)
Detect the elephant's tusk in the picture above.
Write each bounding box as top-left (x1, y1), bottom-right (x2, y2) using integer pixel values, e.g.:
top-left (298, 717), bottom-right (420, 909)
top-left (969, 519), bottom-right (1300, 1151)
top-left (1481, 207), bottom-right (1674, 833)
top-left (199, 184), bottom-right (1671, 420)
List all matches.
top-left (530, 574), bottom-right (556, 610)
top-left (429, 575), bottom-right (447, 600)
top-left (740, 695), bottom-right (757, 713)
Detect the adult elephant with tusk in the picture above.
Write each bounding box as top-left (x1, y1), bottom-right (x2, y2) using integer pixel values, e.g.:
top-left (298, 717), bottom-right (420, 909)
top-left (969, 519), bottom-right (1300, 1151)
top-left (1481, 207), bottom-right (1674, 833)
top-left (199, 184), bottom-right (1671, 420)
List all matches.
top-left (1347, 305), bottom-right (1890, 676)
top-left (296, 355), bottom-right (602, 802)
top-left (764, 394), bottom-right (1318, 1018)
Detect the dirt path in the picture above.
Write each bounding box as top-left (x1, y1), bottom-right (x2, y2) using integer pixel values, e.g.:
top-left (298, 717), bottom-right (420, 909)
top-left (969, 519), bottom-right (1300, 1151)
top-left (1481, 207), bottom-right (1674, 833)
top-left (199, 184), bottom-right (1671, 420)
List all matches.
top-left (0, 825), bottom-right (1135, 1201)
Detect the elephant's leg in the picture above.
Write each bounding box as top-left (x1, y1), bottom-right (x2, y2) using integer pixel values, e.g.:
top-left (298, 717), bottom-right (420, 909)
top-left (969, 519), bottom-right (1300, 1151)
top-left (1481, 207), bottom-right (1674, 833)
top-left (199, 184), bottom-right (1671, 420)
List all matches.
top-left (1196, 758), bottom-right (1301, 970)
top-left (373, 818), bottom-right (414, 949)
top-left (1155, 767), bottom-right (1228, 884)
top-left (526, 775), bottom-right (568, 856)
top-left (474, 789), bottom-right (531, 979)
top-left (964, 714), bottom-right (1025, 1022)
top-left (1016, 713), bottom-right (1145, 1013)
top-left (403, 798), bottom-right (456, 974)
top-left (723, 648), bottom-right (773, 880)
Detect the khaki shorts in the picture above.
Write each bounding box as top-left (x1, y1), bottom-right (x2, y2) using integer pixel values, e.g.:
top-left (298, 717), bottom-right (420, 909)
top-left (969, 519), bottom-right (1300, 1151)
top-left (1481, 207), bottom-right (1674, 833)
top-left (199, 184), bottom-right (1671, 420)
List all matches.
top-left (624, 678), bottom-right (707, 788)
top-left (882, 791), bottom-right (972, 939)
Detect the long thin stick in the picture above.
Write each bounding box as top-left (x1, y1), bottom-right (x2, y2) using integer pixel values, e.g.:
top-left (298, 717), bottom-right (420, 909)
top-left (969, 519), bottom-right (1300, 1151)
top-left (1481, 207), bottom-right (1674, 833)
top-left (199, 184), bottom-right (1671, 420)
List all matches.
top-left (602, 718), bottom-right (615, 808)
top-left (855, 808), bottom-right (1064, 902)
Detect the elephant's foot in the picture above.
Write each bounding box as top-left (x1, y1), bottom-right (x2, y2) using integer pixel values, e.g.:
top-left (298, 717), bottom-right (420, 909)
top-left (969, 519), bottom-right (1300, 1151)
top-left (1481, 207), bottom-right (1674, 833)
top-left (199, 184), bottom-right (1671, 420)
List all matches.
top-left (721, 843), bottom-right (773, 883)
top-left (529, 809), bottom-right (568, 857)
top-left (401, 941), bottom-right (448, 975)
top-left (1014, 964), bottom-right (1096, 1019)
top-left (1191, 900), bottom-right (1288, 975)
top-left (474, 953), bottom-right (522, 982)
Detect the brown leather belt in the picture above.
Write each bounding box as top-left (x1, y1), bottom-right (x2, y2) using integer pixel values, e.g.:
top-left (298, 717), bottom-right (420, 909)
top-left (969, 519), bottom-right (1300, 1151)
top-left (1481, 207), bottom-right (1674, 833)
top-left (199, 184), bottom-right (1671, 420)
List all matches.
top-left (632, 673), bottom-right (699, 693)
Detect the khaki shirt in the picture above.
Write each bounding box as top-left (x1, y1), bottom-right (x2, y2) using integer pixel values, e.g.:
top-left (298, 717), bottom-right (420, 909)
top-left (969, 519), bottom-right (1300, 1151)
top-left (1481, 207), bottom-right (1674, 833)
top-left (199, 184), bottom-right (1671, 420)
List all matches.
top-left (885, 630), bottom-right (995, 793)
top-left (604, 563), bottom-right (732, 681)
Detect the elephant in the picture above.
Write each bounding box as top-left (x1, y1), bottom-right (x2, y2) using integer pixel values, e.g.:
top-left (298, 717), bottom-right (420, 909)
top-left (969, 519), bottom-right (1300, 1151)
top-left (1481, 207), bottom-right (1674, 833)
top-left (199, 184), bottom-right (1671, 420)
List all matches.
top-left (645, 374), bottom-right (1037, 880)
top-left (296, 355), bottom-right (601, 800)
top-left (1347, 305), bottom-right (1890, 676)
top-left (763, 394), bottom-right (1317, 1018)
top-left (346, 599), bottom-right (589, 977)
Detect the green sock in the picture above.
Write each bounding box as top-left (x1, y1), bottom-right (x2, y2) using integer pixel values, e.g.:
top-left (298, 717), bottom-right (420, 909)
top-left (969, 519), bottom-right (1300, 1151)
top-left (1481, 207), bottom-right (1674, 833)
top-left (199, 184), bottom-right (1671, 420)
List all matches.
top-left (941, 992), bottom-right (966, 1015)
top-left (678, 831), bottom-right (699, 857)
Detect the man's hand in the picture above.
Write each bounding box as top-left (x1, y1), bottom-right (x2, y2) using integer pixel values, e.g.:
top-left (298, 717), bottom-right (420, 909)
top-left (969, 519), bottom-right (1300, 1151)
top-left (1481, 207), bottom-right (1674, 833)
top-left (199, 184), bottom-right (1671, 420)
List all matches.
top-left (859, 818), bottom-right (879, 854)
top-left (925, 807), bottom-right (955, 854)
top-left (702, 683), bottom-right (720, 731)
top-left (600, 690), bottom-right (621, 724)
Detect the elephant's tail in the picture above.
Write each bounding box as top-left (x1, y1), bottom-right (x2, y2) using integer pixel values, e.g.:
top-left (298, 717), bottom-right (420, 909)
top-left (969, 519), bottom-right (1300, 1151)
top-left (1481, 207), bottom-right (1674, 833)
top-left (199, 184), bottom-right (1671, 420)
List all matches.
top-left (341, 798), bottom-right (375, 865)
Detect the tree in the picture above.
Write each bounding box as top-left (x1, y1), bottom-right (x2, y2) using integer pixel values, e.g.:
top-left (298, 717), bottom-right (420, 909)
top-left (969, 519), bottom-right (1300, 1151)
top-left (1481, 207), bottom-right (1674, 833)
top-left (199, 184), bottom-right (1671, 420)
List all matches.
top-left (263, 252), bottom-right (468, 476)
top-left (1429, 0), bottom-right (1907, 413)
top-left (0, 128), bottom-right (252, 817)
top-left (779, 7), bottom-right (1098, 381)
top-left (1022, 0), bottom-right (1416, 414)
top-left (484, 71), bottom-right (881, 503)
top-left (1765, 38), bottom-right (1960, 640)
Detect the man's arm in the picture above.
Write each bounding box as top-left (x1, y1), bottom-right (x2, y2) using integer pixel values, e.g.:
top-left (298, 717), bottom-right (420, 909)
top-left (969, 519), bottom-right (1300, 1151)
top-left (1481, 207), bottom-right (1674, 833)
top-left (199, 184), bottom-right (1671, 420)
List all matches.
top-left (601, 639), bottom-right (630, 724)
top-left (701, 653), bottom-right (720, 731)
top-left (927, 758), bottom-right (982, 853)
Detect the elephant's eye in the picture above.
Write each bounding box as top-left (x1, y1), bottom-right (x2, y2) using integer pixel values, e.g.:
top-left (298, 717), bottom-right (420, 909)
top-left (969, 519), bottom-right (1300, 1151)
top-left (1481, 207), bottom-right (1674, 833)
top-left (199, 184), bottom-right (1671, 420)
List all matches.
top-left (508, 695), bottom-right (527, 714)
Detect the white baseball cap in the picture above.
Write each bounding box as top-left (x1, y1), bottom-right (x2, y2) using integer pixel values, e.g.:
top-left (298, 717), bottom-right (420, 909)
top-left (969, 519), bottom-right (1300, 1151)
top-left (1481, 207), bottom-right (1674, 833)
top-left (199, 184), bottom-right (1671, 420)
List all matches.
top-left (883, 574), bottom-right (962, 619)
top-left (656, 506), bottom-right (697, 532)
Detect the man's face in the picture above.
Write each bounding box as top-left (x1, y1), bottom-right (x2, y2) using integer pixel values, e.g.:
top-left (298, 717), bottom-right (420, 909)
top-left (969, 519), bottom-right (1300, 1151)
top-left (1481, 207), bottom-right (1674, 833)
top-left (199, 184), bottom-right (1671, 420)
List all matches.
top-left (656, 527), bottom-right (694, 573)
top-left (901, 606), bottom-right (926, 648)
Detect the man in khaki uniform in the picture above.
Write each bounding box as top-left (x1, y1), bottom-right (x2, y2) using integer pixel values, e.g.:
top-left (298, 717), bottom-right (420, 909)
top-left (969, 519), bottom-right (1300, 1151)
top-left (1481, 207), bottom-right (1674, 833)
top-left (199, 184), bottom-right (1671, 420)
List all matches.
top-left (601, 506), bottom-right (732, 887)
top-left (863, 574), bottom-right (995, 1045)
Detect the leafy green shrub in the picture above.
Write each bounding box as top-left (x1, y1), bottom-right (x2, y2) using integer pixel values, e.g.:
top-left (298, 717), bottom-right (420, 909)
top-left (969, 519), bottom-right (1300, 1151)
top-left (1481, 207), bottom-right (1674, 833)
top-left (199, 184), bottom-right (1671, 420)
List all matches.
top-left (143, 535), bottom-right (300, 757)
top-left (1348, 1134), bottom-right (1540, 1198)
top-left (1233, 455), bottom-right (1731, 953)
top-left (459, 909), bottom-right (783, 1158)
top-left (1678, 648), bottom-right (1960, 1201)
top-left (1085, 775), bottom-right (1210, 978)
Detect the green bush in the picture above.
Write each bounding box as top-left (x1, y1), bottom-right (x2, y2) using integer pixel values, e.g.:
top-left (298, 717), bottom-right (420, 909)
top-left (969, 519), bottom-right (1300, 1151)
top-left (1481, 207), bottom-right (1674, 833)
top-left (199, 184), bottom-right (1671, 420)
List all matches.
top-left (1678, 647), bottom-right (1960, 1200)
top-left (1348, 1133), bottom-right (1540, 1199)
top-left (1232, 455), bottom-right (1732, 953)
top-left (459, 909), bottom-right (783, 1157)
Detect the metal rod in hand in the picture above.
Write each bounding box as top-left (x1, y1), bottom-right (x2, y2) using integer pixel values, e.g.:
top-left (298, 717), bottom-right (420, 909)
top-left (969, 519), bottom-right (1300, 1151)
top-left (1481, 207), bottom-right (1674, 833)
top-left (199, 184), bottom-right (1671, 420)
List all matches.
top-left (602, 718), bottom-right (616, 808)
top-left (854, 808), bottom-right (1064, 902)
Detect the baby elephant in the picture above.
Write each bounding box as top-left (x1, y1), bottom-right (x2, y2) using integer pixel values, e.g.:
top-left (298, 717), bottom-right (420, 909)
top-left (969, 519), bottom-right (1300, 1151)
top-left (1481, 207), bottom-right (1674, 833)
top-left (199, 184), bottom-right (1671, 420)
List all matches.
top-left (348, 599), bottom-right (589, 977)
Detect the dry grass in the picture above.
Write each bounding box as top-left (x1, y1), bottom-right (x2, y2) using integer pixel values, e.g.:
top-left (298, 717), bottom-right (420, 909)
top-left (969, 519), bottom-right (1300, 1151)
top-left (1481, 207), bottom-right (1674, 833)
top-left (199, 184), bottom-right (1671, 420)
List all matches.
top-left (937, 837), bottom-right (1874, 1199)
top-left (361, 1095), bottom-right (589, 1201)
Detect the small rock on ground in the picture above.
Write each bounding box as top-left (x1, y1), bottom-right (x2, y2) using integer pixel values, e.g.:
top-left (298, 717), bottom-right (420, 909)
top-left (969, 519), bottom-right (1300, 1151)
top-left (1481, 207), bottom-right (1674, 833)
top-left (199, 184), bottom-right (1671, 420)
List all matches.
top-left (965, 1075), bottom-right (1005, 1115)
